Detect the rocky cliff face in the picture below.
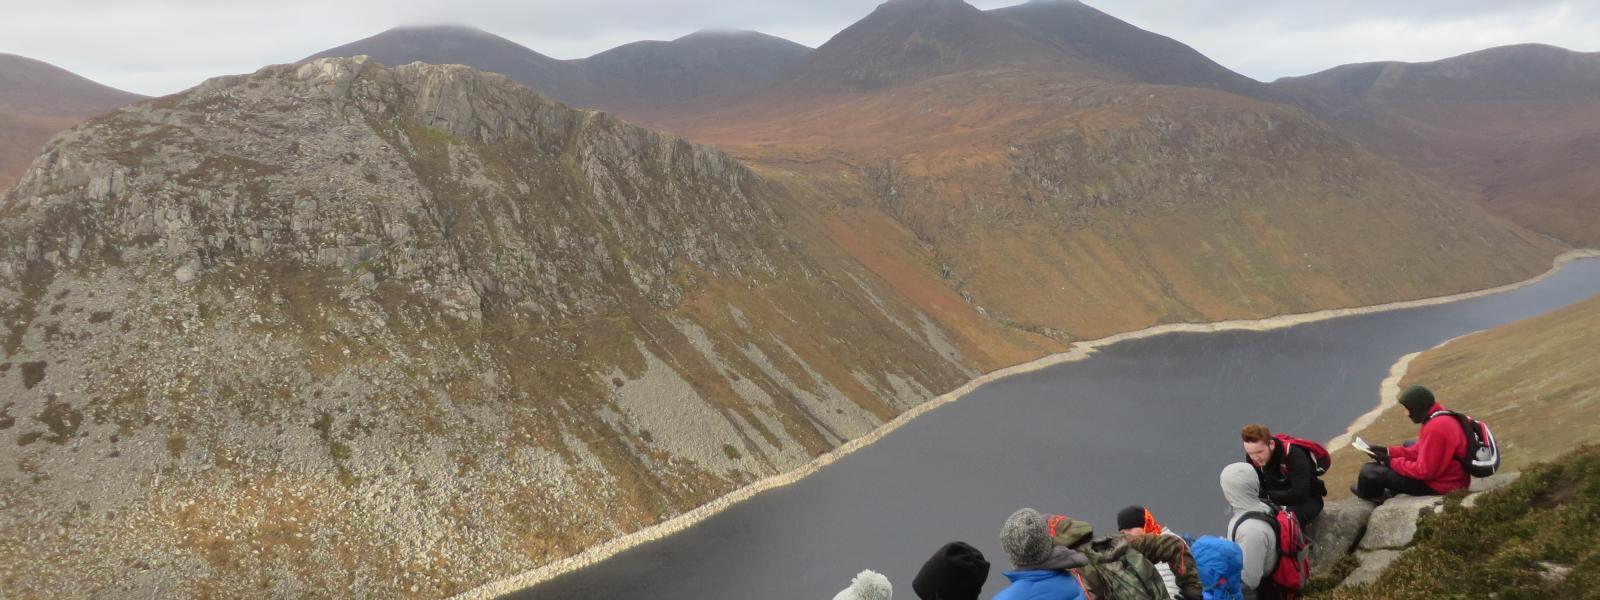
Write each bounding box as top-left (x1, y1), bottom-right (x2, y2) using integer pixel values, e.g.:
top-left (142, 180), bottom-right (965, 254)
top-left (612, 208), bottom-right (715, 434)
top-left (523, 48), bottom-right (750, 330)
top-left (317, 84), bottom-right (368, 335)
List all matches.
top-left (0, 57), bottom-right (997, 598)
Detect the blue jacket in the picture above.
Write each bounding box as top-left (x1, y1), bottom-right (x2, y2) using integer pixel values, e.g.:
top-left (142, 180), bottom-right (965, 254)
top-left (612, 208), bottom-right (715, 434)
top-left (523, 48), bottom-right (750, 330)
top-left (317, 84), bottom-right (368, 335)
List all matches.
top-left (993, 569), bottom-right (1089, 600)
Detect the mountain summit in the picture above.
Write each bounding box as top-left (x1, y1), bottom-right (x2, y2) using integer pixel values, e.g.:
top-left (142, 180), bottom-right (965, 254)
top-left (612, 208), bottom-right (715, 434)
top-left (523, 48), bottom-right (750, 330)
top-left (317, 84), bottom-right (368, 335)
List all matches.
top-left (785, 0), bottom-right (1083, 90)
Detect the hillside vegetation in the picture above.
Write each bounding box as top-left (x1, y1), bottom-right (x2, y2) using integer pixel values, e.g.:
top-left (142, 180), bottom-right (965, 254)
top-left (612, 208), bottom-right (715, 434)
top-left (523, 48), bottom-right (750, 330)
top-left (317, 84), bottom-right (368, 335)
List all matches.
top-left (1318, 445), bottom-right (1600, 599)
top-left (1278, 44), bottom-right (1600, 246)
top-left (1327, 292), bottom-right (1600, 495)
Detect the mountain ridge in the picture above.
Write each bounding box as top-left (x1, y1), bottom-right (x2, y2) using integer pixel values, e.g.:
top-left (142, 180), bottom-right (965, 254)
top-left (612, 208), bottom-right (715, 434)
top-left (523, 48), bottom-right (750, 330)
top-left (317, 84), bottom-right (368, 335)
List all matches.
top-left (0, 53), bottom-right (146, 193)
top-left (1275, 42), bottom-right (1600, 246)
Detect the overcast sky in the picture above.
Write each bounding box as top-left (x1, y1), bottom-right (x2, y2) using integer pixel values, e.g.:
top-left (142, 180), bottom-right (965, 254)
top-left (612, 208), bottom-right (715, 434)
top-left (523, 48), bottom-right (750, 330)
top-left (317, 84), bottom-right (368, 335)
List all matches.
top-left (4, 0), bottom-right (1598, 97)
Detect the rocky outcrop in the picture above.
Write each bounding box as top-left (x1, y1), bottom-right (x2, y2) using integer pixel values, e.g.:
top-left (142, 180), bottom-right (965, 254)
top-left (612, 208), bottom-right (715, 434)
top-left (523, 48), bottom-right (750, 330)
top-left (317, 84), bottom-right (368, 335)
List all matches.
top-left (1305, 498), bottom-right (1374, 576)
top-left (1305, 473), bottom-right (1523, 589)
top-left (0, 57), bottom-right (983, 599)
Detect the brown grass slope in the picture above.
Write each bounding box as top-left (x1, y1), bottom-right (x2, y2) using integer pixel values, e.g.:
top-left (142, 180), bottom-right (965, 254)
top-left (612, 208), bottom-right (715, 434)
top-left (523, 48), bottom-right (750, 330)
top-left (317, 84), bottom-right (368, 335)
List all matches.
top-left (652, 0), bottom-right (1563, 342)
top-left (0, 53), bottom-right (145, 193)
top-left (1277, 44), bottom-right (1600, 246)
top-left (1326, 292), bottom-right (1600, 496)
top-left (0, 58), bottom-right (1051, 598)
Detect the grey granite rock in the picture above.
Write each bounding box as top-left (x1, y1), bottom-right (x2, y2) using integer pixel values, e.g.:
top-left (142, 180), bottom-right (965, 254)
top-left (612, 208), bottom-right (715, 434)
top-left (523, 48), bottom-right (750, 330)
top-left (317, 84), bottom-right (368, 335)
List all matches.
top-left (1307, 497), bottom-right (1376, 575)
top-left (1359, 494), bottom-right (1445, 551)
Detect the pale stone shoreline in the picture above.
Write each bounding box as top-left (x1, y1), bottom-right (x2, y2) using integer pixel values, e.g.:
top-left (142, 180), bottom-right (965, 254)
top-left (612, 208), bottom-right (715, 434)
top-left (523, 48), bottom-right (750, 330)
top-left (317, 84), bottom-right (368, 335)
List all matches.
top-left (454, 249), bottom-right (1600, 600)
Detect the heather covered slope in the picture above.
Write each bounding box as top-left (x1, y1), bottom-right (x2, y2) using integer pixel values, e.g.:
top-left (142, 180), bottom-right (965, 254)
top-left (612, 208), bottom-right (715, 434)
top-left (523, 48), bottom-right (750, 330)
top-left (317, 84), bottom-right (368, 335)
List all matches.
top-left (0, 53), bottom-right (145, 192)
top-left (1278, 44), bottom-right (1600, 246)
top-left (0, 57), bottom-right (1051, 598)
top-left (663, 0), bottom-right (1563, 342)
top-left (1326, 291), bottom-right (1600, 496)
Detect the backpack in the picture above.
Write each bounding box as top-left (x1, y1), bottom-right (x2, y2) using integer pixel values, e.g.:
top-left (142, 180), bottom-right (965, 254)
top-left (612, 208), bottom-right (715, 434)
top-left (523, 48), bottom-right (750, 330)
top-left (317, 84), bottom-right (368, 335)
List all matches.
top-left (1074, 535), bottom-right (1172, 600)
top-left (1231, 509), bottom-right (1309, 599)
top-left (1273, 434), bottom-right (1332, 476)
top-left (1432, 410), bottom-right (1501, 478)
top-left (1189, 535), bottom-right (1245, 600)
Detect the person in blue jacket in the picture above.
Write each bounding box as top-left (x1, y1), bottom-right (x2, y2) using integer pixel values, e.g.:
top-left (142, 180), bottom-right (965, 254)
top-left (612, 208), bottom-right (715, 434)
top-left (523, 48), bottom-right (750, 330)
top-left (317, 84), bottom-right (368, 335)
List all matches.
top-left (994, 508), bottom-right (1090, 600)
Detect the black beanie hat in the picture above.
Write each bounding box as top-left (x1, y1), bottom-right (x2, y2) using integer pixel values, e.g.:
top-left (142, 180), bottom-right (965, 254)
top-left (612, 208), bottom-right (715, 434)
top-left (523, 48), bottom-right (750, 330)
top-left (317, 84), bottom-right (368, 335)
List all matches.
top-left (1399, 385), bottom-right (1436, 421)
top-left (1116, 505), bottom-right (1146, 532)
top-left (912, 541), bottom-right (990, 600)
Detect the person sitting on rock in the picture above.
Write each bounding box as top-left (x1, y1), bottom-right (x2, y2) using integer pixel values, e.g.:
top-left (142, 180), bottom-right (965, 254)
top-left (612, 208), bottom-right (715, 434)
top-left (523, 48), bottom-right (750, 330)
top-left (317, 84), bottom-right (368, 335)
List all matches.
top-left (833, 569), bottom-right (893, 600)
top-left (1352, 385), bottom-right (1470, 502)
top-left (1116, 505), bottom-right (1203, 600)
top-left (1221, 463), bottom-right (1287, 600)
top-left (995, 508), bottom-right (1090, 600)
top-left (912, 541), bottom-right (990, 600)
top-left (1241, 424), bottom-right (1327, 526)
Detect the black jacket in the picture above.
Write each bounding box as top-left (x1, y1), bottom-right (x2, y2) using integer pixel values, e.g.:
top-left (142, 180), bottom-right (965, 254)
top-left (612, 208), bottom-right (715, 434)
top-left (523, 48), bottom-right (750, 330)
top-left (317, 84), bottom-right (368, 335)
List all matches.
top-left (1253, 440), bottom-right (1327, 506)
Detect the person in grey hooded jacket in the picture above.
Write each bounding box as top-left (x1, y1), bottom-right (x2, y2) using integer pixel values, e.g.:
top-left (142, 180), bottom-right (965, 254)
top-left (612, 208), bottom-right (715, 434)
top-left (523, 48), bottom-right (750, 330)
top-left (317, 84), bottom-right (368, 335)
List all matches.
top-left (1221, 462), bottom-right (1285, 600)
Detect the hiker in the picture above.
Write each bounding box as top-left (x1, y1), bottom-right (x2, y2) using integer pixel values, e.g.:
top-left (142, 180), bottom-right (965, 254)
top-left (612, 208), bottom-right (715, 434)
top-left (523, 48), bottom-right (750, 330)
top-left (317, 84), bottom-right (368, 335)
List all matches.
top-left (1241, 424), bottom-right (1328, 526)
top-left (1116, 505), bottom-right (1203, 600)
top-left (833, 569), bottom-right (893, 600)
top-left (1353, 385), bottom-right (1470, 502)
top-left (995, 508), bottom-right (1090, 600)
top-left (912, 541), bottom-right (990, 600)
top-left (1221, 462), bottom-right (1288, 600)
top-left (1188, 534), bottom-right (1247, 600)
top-left (1045, 512), bottom-right (1171, 599)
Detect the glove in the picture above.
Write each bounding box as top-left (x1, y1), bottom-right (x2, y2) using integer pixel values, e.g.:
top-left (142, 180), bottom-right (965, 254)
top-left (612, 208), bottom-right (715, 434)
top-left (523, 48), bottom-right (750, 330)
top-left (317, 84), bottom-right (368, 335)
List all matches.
top-left (1370, 446), bottom-right (1389, 464)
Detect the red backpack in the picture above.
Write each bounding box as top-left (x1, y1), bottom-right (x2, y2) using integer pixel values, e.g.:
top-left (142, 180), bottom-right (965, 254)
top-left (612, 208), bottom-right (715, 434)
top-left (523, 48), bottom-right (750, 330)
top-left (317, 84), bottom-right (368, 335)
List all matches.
top-left (1232, 509), bottom-right (1310, 599)
top-left (1274, 434), bottom-right (1331, 476)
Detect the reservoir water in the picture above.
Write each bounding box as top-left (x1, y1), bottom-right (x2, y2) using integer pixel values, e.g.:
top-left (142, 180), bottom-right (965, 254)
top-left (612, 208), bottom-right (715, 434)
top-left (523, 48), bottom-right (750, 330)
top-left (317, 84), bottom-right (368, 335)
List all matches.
top-left (509, 258), bottom-right (1600, 600)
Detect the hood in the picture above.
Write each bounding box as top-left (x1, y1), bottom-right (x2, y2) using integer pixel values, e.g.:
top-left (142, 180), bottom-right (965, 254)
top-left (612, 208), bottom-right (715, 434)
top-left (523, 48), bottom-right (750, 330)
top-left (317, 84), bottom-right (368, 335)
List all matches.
top-left (1221, 462), bottom-right (1272, 515)
top-left (1046, 514), bottom-right (1097, 549)
top-left (832, 569), bottom-right (892, 600)
top-left (1015, 545), bottom-right (1090, 572)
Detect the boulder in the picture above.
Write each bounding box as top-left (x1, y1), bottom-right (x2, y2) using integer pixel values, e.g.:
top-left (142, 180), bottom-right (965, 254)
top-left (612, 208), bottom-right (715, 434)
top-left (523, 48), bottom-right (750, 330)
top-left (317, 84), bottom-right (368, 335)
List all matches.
top-left (1307, 498), bottom-right (1376, 575)
top-left (1342, 549), bottom-right (1403, 587)
top-left (1358, 494), bottom-right (1444, 551)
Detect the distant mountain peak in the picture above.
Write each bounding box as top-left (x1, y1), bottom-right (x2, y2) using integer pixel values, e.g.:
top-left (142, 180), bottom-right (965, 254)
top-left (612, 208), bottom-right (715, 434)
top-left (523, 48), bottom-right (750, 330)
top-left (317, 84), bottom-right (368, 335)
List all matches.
top-left (680, 29), bottom-right (764, 39)
top-left (883, 0), bottom-right (972, 7)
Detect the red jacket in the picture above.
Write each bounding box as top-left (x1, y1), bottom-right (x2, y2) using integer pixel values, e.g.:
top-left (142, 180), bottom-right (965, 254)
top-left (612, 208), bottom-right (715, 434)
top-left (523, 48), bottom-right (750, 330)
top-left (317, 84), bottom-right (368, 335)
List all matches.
top-left (1387, 402), bottom-right (1470, 493)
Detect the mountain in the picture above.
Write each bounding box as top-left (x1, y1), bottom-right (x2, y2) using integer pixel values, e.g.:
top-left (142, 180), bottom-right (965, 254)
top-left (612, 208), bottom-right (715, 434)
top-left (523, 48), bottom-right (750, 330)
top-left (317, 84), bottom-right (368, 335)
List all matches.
top-left (1277, 44), bottom-right (1600, 245)
top-left (0, 56), bottom-right (1044, 598)
top-left (305, 25), bottom-right (811, 121)
top-left (659, 0), bottom-right (1561, 343)
top-left (570, 30), bottom-right (809, 115)
top-left (0, 53), bottom-right (144, 192)
top-left (303, 24), bottom-right (586, 99)
top-left (781, 0), bottom-right (1096, 91)
top-left (987, 0), bottom-right (1275, 98)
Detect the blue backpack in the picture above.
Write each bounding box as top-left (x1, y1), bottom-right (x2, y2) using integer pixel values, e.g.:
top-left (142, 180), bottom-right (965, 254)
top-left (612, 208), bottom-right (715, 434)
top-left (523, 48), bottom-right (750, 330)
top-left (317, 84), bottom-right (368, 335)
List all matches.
top-left (1189, 535), bottom-right (1244, 600)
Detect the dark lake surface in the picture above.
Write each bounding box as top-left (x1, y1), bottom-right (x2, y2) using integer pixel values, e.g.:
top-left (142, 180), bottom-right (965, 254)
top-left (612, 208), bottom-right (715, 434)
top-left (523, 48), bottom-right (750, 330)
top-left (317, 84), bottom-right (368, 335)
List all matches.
top-left (510, 259), bottom-right (1600, 600)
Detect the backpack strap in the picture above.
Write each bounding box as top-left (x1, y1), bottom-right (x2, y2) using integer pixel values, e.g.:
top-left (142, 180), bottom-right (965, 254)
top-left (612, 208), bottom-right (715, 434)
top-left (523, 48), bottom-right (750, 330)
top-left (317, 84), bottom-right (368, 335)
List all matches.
top-left (1230, 511), bottom-right (1280, 576)
top-left (1071, 569), bottom-right (1096, 600)
top-left (1448, 412), bottom-right (1478, 465)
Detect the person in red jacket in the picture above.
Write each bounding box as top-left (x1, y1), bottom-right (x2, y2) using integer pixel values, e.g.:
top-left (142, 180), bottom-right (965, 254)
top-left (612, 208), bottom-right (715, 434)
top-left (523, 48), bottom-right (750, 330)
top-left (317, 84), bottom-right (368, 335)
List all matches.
top-left (1352, 385), bottom-right (1470, 501)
